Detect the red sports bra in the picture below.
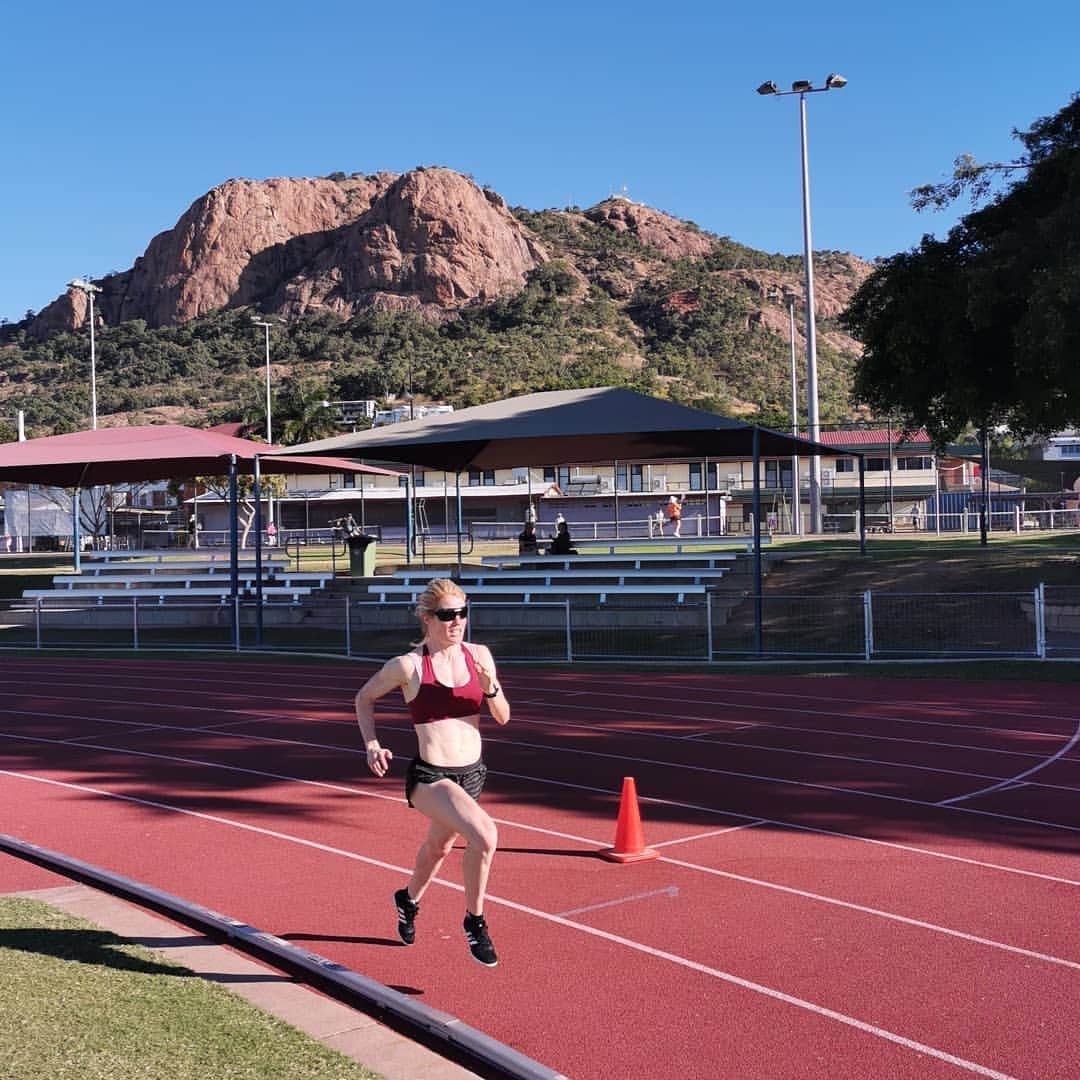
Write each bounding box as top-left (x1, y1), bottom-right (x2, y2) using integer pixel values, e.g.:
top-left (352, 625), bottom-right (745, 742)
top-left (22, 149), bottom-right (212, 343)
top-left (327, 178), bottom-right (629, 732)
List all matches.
top-left (408, 645), bottom-right (485, 725)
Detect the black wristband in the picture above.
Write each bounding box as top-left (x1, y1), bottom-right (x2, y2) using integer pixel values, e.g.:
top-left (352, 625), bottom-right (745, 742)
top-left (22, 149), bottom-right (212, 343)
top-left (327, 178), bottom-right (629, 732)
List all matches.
top-left (483, 685), bottom-right (500, 699)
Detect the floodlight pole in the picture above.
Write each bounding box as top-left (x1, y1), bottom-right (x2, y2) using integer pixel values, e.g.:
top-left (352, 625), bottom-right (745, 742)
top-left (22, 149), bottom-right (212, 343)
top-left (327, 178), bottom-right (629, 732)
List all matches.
top-left (252, 320), bottom-right (274, 445)
top-left (252, 318), bottom-right (277, 528)
top-left (756, 74), bottom-right (847, 533)
top-left (68, 278), bottom-right (102, 429)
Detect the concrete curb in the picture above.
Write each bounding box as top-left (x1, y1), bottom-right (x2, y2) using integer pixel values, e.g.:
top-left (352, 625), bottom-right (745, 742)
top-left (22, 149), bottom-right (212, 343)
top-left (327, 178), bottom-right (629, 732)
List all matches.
top-left (1, 833), bottom-right (567, 1080)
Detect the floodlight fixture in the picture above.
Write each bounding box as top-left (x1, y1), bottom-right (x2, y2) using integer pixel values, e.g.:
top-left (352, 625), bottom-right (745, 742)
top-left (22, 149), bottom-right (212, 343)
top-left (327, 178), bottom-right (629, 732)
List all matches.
top-left (791, 80), bottom-right (813, 93)
top-left (756, 81), bottom-right (779, 96)
top-left (825, 72), bottom-right (847, 89)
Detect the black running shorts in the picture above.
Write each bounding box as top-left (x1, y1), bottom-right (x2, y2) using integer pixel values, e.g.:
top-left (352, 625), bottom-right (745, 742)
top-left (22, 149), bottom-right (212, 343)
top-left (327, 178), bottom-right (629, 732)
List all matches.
top-left (405, 757), bottom-right (487, 808)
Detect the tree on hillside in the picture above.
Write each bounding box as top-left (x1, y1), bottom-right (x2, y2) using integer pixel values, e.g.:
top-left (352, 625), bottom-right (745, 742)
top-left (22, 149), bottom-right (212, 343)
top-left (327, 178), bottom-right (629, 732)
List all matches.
top-left (842, 93), bottom-right (1080, 445)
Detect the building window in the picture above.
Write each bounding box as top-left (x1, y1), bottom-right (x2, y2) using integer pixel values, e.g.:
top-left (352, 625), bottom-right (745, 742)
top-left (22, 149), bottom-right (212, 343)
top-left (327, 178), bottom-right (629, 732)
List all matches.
top-left (866, 457), bottom-right (889, 472)
top-left (765, 462), bottom-right (793, 487)
top-left (468, 470), bottom-right (495, 486)
top-left (834, 458), bottom-right (855, 473)
top-left (689, 463), bottom-right (703, 491)
top-left (897, 456), bottom-right (933, 470)
top-left (543, 467), bottom-right (556, 483)
top-left (1058, 443), bottom-right (1080, 457)
top-left (616, 464), bottom-right (645, 492)
top-left (342, 473), bottom-right (356, 488)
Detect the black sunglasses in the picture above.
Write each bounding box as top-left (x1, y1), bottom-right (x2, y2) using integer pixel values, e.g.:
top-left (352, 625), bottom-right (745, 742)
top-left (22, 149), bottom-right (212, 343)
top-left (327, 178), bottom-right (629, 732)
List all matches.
top-left (433, 605), bottom-right (469, 622)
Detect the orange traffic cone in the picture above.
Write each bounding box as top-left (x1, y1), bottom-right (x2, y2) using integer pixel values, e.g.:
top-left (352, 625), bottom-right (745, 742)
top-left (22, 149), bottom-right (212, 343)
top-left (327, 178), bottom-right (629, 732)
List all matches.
top-left (600, 777), bottom-right (659, 863)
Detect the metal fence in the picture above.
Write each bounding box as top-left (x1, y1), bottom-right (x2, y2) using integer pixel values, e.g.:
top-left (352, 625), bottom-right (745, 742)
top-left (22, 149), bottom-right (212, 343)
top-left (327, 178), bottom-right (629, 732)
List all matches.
top-left (2, 585), bottom-right (1077, 662)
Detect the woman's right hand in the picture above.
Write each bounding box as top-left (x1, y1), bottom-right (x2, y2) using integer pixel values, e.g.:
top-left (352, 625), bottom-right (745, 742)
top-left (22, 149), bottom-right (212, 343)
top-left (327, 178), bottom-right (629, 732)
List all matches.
top-left (366, 745), bottom-right (393, 777)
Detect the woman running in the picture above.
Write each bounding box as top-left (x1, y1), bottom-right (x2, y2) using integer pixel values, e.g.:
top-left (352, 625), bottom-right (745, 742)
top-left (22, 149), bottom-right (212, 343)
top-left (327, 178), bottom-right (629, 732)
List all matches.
top-left (355, 578), bottom-right (510, 966)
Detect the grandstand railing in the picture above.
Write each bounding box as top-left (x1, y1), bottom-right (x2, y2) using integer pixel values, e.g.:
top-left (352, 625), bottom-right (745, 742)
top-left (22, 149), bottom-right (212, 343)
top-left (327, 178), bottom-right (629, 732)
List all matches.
top-left (2, 584), bottom-right (1076, 662)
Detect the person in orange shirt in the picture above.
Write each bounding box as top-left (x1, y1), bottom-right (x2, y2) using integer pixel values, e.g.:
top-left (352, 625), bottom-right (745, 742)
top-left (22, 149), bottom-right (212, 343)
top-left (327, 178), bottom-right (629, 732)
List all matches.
top-left (665, 495), bottom-right (683, 538)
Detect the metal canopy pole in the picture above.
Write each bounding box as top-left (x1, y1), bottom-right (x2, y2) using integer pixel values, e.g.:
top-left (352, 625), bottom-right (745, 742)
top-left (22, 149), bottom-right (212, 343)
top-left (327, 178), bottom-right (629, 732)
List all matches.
top-left (253, 455), bottom-right (264, 647)
top-left (752, 427), bottom-right (763, 654)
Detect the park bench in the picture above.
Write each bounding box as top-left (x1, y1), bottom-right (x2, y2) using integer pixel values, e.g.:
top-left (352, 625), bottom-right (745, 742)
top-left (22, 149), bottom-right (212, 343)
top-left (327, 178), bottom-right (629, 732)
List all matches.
top-left (82, 550), bottom-right (291, 565)
top-left (24, 585), bottom-right (319, 605)
top-left (480, 553), bottom-right (737, 572)
top-left (573, 537), bottom-right (769, 555)
top-left (386, 568), bottom-right (728, 587)
top-left (49, 571), bottom-right (332, 590)
top-left (74, 560), bottom-right (291, 576)
top-left (370, 583), bottom-right (708, 604)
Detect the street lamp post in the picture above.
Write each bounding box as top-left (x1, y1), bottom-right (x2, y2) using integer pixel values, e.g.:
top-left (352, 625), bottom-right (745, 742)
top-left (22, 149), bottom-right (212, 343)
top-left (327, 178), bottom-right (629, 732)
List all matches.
top-left (67, 278), bottom-right (102, 429)
top-left (252, 317), bottom-right (280, 529)
top-left (756, 73), bottom-right (847, 533)
top-left (251, 318), bottom-right (276, 445)
top-left (785, 292), bottom-right (802, 535)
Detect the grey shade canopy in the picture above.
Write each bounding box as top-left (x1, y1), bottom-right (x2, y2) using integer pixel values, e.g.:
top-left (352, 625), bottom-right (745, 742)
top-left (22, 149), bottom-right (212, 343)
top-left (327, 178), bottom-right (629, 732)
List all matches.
top-left (275, 387), bottom-right (841, 470)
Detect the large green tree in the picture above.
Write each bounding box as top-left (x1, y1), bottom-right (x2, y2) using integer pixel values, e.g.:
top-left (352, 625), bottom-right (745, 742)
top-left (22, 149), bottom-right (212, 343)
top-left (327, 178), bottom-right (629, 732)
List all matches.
top-left (842, 93), bottom-right (1080, 444)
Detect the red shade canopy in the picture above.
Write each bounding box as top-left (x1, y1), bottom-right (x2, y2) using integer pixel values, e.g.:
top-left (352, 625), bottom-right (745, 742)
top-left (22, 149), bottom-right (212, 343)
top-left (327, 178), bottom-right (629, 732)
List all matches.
top-left (0, 426), bottom-right (400, 487)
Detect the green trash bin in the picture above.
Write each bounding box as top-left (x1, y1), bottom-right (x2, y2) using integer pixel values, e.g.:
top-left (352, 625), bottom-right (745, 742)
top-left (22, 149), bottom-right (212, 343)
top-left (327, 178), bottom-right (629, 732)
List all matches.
top-left (347, 534), bottom-right (377, 576)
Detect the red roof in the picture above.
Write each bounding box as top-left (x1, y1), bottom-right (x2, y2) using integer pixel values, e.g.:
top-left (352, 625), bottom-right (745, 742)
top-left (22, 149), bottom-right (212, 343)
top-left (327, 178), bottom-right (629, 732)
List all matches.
top-left (816, 428), bottom-right (931, 449)
top-left (0, 425), bottom-right (400, 487)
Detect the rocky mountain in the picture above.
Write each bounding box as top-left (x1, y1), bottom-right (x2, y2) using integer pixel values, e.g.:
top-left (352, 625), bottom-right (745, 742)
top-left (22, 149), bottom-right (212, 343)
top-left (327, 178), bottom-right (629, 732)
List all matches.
top-left (4, 167), bottom-right (874, 437)
top-left (30, 169), bottom-right (548, 334)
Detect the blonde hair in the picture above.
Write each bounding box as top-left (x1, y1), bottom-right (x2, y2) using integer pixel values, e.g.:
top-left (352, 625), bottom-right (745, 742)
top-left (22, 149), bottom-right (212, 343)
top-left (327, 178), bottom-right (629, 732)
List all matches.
top-left (414, 578), bottom-right (467, 625)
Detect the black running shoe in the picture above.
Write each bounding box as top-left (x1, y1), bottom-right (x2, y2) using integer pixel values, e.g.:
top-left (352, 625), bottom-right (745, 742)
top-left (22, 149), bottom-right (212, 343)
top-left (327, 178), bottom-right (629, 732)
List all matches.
top-left (394, 888), bottom-right (419, 945)
top-left (463, 912), bottom-right (498, 967)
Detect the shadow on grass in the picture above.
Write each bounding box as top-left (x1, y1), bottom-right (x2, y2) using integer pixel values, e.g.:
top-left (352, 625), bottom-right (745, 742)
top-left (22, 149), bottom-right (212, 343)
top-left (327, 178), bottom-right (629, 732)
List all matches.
top-left (0, 926), bottom-right (192, 976)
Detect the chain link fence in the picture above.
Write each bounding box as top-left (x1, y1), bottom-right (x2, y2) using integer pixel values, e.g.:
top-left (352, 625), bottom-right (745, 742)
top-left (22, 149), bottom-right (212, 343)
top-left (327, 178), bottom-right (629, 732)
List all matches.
top-left (3, 584), bottom-right (1077, 661)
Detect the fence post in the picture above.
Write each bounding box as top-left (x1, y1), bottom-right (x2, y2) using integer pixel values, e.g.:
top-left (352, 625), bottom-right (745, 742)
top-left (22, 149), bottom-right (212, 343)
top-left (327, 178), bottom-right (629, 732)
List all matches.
top-left (1035, 583), bottom-right (1046, 660)
top-left (706, 590), bottom-right (713, 662)
top-left (234, 596), bottom-right (241, 652)
top-left (132, 597), bottom-right (139, 651)
top-left (1014, 506), bottom-right (1021, 534)
top-left (344, 596), bottom-right (351, 657)
top-left (564, 599), bottom-right (573, 663)
top-left (35, 597), bottom-right (41, 650)
top-left (863, 590), bottom-right (873, 661)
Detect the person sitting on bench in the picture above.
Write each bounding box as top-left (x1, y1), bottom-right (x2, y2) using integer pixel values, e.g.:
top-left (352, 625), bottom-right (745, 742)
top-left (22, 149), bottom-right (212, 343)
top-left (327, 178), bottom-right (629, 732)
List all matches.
top-left (518, 520), bottom-right (539, 555)
top-left (548, 520), bottom-right (577, 556)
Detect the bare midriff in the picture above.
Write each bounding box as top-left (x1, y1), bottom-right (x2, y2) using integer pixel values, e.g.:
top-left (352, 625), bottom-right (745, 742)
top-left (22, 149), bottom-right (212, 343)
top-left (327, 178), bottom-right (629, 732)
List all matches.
top-left (413, 714), bottom-right (482, 767)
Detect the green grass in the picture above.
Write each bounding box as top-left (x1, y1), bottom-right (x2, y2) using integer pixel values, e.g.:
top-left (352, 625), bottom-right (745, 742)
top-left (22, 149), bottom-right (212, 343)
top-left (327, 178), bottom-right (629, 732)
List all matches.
top-left (0, 897), bottom-right (380, 1080)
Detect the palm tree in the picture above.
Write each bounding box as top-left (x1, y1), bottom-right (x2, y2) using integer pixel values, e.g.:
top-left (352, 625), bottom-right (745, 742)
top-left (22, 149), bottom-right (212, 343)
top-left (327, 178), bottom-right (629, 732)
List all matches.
top-left (277, 378), bottom-right (340, 447)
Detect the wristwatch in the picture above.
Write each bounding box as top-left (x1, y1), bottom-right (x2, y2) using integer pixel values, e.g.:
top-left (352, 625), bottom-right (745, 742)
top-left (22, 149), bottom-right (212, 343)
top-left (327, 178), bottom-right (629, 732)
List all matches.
top-left (483, 685), bottom-right (500, 699)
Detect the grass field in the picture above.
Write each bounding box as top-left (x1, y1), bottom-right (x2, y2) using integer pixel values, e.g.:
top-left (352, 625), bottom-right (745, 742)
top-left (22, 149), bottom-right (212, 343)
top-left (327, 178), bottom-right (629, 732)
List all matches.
top-left (0, 897), bottom-right (380, 1080)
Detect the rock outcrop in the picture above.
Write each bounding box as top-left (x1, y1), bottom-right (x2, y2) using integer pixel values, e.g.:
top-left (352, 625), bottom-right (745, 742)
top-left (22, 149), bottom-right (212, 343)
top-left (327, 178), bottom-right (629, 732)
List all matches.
top-left (585, 196), bottom-right (715, 261)
top-left (31, 168), bottom-right (548, 334)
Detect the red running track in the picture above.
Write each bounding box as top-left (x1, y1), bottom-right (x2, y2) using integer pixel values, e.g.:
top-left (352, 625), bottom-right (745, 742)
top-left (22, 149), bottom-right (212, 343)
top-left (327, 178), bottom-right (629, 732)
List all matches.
top-left (1, 656), bottom-right (1078, 1079)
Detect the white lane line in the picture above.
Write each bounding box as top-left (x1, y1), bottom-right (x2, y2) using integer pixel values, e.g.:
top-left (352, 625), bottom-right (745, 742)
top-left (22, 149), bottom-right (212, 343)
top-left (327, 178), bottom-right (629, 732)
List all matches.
top-left (3, 725), bottom-right (1078, 885)
top-left (651, 823), bottom-right (766, 847)
top-left (937, 718), bottom-right (1080, 806)
top-left (656, 851), bottom-right (1080, 971)
top-left (511, 697), bottom-right (1075, 763)
top-left (490, 737), bottom-right (1080, 833)
top-left (557, 886), bottom-right (678, 918)
top-left (493, 770), bottom-right (1080, 887)
top-left (0, 769), bottom-right (1019, 1080)
top-left (7, 736), bottom-right (1078, 969)
top-left (8, 676), bottom-right (1076, 744)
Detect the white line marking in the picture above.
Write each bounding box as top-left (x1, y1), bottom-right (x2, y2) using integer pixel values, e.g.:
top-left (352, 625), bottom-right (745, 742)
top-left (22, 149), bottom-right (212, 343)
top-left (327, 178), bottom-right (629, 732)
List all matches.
top-left (656, 852), bottom-right (1080, 971)
top-left (651, 823), bottom-right (766, 847)
top-left (0, 769), bottom-right (1020, 1079)
top-left (490, 736), bottom-right (1080, 833)
top-left (557, 886), bottom-right (678, 917)
top-left (3, 722), bottom-right (1078, 884)
top-left (937, 718), bottom-right (1080, 806)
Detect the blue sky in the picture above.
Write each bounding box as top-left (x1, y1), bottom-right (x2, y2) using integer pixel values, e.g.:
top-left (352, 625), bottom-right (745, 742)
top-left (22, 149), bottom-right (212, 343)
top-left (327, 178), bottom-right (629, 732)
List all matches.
top-left (2, 0), bottom-right (1076, 324)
